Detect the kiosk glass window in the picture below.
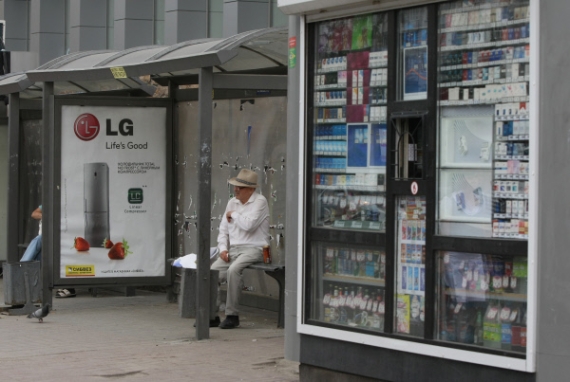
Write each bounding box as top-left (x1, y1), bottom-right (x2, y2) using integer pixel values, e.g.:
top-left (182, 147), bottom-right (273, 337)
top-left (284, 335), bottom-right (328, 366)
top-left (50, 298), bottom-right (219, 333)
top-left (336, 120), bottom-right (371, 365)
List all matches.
top-left (436, 251), bottom-right (528, 353)
top-left (312, 12), bottom-right (388, 232)
top-left (308, 242), bottom-right (386, 332)
top-left (394, 196), bottom-right (426, 337)
top-left (436, 0), bottom-right (531, 239)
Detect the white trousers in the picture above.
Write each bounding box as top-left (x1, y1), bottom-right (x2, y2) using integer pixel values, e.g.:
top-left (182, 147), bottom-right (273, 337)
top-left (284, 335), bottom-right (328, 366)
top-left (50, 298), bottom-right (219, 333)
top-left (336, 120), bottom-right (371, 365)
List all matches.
top-left (211, 246), bottom-right (262, 316)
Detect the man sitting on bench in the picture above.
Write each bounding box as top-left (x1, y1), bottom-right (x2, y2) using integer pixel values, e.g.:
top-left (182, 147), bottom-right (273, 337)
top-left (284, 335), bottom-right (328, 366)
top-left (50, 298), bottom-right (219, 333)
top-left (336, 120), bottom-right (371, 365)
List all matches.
top-left (211, 169), bottom-right (270, 329)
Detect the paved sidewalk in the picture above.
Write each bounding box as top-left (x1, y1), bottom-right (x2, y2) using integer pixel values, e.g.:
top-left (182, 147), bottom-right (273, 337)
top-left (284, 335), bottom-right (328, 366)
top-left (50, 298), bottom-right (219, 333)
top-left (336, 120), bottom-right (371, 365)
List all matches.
top-left (0, 278), bottom-right (299, 382)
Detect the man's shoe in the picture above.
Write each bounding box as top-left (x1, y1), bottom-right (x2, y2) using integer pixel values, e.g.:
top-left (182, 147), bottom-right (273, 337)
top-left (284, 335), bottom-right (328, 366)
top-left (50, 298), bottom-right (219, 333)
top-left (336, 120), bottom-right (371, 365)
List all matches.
top-left (219, 315), bottom-right (240, 329)
top-left (193, 316), bottom-right (221, 328)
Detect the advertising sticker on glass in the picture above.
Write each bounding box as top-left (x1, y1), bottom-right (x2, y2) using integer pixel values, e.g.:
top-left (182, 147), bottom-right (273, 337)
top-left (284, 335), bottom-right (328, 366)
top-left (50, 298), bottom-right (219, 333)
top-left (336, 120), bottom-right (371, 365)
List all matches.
top-left (403, 46), bottom-right (427, 100)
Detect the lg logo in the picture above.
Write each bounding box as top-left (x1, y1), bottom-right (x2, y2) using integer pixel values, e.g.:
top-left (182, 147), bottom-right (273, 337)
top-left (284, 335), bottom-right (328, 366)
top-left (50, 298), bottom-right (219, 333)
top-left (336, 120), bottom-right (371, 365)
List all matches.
top-left (74, 113), bottom-right (134, 141)
top-left (74, 113), bottom-right (100, 141)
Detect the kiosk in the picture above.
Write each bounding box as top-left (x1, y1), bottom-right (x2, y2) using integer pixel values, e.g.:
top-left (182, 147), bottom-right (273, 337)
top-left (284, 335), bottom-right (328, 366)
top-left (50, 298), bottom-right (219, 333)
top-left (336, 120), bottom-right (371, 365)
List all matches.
top-left (279, 0), bottom-right (570, 380)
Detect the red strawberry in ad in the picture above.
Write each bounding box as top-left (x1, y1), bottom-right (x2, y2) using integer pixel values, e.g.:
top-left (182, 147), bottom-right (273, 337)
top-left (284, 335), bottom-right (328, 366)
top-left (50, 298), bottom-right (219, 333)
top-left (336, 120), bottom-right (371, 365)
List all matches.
top-left (102, 238), bottom-right (114, 249)
top-left (108, 239), bottom-right (131, 260)
top-left (73, 237), bottom-right (90, 252)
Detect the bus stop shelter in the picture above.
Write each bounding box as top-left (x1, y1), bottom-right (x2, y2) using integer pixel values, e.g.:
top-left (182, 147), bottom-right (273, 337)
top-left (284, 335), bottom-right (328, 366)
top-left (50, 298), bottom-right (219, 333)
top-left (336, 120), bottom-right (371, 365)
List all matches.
top-left (0, 27), bottom-right (288, 339)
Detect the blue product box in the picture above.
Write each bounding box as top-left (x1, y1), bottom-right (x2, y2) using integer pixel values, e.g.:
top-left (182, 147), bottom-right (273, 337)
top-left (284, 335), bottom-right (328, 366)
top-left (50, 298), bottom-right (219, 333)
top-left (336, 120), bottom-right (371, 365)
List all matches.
top-left (414, 267), bottom-right (420, 291)
top-left (420, 29), bottom-right (428, 45)
top-left (408, 266), bottom-right (415, 291)
top-left (366, 259), bottom-right (375, 278)
top-left (501, 323), bottom-right (512, 346)
top-left (502, 7), bottom-right (509, 22)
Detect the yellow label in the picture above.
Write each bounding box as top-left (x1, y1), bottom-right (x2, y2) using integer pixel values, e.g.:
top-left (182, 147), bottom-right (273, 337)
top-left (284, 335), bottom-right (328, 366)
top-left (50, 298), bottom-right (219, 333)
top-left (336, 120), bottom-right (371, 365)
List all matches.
top-left (110, 66), bottom-right (127, 79)
top-left (65, 265), bottom-right (95, 277)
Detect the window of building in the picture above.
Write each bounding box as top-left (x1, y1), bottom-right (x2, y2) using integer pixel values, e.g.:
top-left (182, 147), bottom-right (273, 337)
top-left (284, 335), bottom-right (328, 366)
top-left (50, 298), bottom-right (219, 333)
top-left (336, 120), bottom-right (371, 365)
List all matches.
top-left (153, 0), bottom-right (165, 45)
top-left (209, 0), bottom-right (223, 38)
top-left (65, 0), bottom-right (71, 54)
top-left (271, 0), bottom-right (288, 28)
top-left (106, 0), bottom-right (114, 49)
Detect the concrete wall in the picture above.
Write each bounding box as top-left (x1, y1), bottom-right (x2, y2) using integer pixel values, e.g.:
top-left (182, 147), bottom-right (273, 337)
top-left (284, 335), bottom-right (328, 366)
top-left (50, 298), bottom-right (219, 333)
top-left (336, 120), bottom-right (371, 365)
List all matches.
top-left (68, 0), bottom-right (107, 52)
top-left (223, 0), bottom-right (269, 37)
top-left (29, 0), bottom-right (65, 64)
top-left (164, 0), bottom-right (207, 44)
top-left (0, 0), bottom-right (30, 51)
top-left (113, 0), bottom-right (154, 50)
top-left (536, 0), bottom-right (570, 380)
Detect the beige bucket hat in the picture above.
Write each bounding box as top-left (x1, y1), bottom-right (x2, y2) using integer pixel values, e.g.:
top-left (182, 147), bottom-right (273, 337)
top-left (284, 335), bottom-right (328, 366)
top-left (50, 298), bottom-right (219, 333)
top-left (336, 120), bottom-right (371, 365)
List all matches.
top-left (228, 169), bottom-right (259, 188)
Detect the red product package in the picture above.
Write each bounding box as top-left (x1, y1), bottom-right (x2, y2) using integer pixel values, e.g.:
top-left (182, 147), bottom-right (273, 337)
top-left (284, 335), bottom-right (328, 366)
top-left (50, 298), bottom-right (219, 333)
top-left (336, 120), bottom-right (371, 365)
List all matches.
top-left (347, 51), bottom-right (370, 70)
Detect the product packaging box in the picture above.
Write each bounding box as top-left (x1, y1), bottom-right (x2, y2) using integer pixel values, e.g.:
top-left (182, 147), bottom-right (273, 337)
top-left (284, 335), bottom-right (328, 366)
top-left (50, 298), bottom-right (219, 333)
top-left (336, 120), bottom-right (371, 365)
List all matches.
top-left (338, 71), bottom-right (347, 87)
top-left (347, 51), bottom-right (370, 70)
top-left (448, 87), bottom-right (460, 101)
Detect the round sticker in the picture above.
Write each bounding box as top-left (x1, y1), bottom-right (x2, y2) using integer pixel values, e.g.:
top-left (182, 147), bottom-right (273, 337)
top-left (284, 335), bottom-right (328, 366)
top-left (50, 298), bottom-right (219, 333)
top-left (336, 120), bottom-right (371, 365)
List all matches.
top-left (411, 181), bottom-right (419, 195)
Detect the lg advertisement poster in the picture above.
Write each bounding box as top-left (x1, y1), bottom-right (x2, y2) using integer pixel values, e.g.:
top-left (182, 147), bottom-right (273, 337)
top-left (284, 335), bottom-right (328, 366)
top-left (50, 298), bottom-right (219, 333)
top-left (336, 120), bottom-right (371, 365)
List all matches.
top-left (60, 106), bottom-right (167, 278)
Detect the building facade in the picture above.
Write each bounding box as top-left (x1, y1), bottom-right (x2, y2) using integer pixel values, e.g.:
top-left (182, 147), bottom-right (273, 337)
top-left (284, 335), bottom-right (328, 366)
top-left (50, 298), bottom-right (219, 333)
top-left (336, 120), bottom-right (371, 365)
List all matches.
top-left (0, 0), bottom-right (288, 67)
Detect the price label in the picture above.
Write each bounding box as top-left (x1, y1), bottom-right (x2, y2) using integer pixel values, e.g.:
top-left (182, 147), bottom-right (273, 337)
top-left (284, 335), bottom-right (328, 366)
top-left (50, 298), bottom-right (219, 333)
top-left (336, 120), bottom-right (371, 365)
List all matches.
top-left (351, 221), bottom-right (363, 229)
top-left (333, 220), bottom-right (345, 228)
top-left (369, 222), bottom-right (381, 230)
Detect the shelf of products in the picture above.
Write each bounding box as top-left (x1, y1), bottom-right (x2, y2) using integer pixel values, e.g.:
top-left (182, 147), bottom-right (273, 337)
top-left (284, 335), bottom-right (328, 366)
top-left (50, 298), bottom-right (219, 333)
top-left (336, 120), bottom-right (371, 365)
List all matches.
top-left (440, 18), bottom-right (529, 34)
top-left (492, 102), bottom-right (529, 238)
top-left (438, 2), bottom-right (530, 105)
top-left (316, 189), bottom-right (386, 230)
top-left (437, 251), bottom-right (528, 353)
top-left (312, 12), bottom-right (389, 232)
top-left (313, 243), bottom-right (387, 331)
top-left (444, 289), bottom-right (527, 303)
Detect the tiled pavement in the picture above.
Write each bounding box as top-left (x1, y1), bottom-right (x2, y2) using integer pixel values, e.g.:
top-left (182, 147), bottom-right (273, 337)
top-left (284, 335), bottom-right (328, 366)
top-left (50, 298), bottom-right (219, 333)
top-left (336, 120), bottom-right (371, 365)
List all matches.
top-left (0, 278), bottom-right (299, 382)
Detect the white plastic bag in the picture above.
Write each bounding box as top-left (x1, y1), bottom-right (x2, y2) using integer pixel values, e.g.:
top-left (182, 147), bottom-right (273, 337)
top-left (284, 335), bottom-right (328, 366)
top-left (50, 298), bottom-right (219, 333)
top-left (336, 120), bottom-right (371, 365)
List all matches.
top-left (171, 248), bottom-right (220, 268)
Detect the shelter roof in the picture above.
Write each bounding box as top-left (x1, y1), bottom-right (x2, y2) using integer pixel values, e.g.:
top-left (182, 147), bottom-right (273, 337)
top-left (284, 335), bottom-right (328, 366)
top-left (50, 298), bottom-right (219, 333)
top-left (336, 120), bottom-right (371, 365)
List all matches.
top-left (0, 27), bottom-right (287, 97)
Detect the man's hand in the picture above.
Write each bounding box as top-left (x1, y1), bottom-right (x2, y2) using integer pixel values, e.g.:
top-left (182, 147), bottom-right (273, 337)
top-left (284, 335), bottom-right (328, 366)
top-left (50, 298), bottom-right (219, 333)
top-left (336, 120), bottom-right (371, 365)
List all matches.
top-left (220, 250), bottom-right (230, 262)
top-left (226, 211), bottom-right (234, 222)
top-left (31, 207), bottom-right (42, 220)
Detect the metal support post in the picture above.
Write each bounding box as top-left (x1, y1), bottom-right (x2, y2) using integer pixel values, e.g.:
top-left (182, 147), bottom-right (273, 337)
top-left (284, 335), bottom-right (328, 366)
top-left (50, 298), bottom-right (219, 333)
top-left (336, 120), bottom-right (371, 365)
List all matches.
top-left (196, 67), bottom-right (213, 340)
top-left (7, 92), bottom-right (20, 262)
top-left (42, 82), bottom-right (54, 307)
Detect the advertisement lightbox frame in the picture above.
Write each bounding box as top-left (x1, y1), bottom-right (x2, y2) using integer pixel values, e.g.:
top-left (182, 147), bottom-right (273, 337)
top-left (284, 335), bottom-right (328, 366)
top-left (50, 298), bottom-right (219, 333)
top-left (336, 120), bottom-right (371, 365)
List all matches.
top-left (51, 97), bottom-right (173, 288)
